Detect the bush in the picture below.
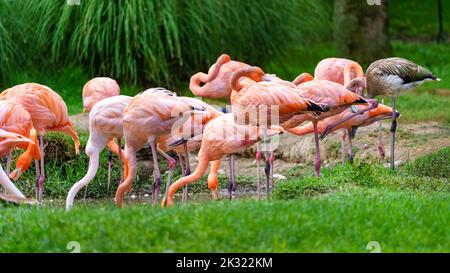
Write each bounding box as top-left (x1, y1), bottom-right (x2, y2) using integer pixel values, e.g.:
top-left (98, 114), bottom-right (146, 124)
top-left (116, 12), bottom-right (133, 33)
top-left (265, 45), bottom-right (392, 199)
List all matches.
top-left (0, 0), bottom-right (330, 89)
top-left (402, 147), bottom-right (450, 179)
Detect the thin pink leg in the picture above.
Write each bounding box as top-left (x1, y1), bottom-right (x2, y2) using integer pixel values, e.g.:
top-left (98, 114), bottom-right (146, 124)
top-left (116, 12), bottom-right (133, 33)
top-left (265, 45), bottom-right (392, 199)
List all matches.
top-left (341, 129), bottom-right (347, 164)
top-left (313, 122), bottom-right (321, 178)
top-left (256, 143), bottom-right (261, 199)
top-left (37, 132), bottom-right (45, 202)
top-left (6, 152), bottom-right (12, 175)
top-left (377, 96), bottom-right (386, 160)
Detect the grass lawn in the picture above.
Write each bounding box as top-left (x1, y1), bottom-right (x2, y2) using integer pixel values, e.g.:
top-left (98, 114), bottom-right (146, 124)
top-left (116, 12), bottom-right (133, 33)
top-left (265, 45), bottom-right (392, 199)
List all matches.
top-left (1, 148), bottom-right (448, 252)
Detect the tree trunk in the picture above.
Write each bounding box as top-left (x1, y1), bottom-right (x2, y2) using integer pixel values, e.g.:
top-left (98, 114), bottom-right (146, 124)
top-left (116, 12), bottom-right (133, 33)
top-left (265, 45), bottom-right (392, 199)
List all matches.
top-left (333, 0), bottom-right (392, 64)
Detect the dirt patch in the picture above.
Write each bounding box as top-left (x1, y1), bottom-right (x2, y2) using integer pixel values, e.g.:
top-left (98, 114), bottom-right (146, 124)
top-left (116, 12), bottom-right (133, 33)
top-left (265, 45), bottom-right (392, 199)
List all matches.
top-left (189, 121), bottom-right (450, 178)
top-left (71, 112), bottom-right (90, 131)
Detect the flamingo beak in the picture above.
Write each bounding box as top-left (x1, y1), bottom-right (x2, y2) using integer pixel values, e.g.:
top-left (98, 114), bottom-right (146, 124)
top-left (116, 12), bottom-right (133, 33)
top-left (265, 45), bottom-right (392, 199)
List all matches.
top-left (9, 167), bottom-right (23, 181)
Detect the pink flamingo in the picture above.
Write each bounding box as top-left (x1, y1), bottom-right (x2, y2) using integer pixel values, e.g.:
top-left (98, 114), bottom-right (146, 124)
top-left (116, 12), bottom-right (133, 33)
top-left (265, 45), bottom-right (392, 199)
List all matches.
top-left (293, 58), bottom-right (376, 161)
top-left (66, 95), bottom-right (131, 210)
top-left (289, 79), bottom-right (374, 177)
top-left (190, 54), bottom-right (250, 99)
top-left (230, 67), bottom-right (329, 196)
top-left (289, 104), bottom-right (399, 163)
top-left (82, 77), bottom-right (120, 112)
top-left (0, 128), bottom-right (34, 199)
top-left (1, 83), bottom-right (79, 202)
top-left (114, 89), bottom-right (211, 207)
top-left (162, 113), bottom-right (285, 206)
top-left (0, 100), bottom-right (40, 177)
top-left (81, 77), bottom-right (122, 198)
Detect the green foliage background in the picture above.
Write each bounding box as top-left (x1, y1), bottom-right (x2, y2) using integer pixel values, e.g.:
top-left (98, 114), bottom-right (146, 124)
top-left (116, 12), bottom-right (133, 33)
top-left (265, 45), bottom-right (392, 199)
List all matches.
top-left (0, 0), bottom-right (330, 87)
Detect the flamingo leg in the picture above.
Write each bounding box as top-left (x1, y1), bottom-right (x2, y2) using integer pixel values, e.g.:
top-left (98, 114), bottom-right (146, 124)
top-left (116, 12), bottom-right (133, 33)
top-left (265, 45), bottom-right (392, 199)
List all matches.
top-left (150, 141), bottom-right (162, 206)
top-left (179, 154), bottom-right (186, 175)
top-left (269, 141), bottom-right (275, 189)
top-left (313, 122), bottom-right (321, 178)
top-left (348, 128), bottom-right (354, 164)
top-left (6, 152), bottom-right (12, 175)
top-left (263, 130), bottom-right (270, 199)
top-left (117, 137), bottom-right (123, 183)
top-left (256, 143), bottom-right (261, 199)
top-left (341, 129), bottom-right (347, 164)
top-left (106, 149), bottom-right (113, 195)
top-left (390, 95), bottom-right (397, 170)
top-left (228, 154), bottom-right (236, 200)
top-left (377, 96), bottom-right (386, 160)
top-left (37, 132), bottom-right (45, 203)
top-left (158, 148), bottom-right (176, 207)
top-left (34, 159), bottom-right (40, 200)
top-left (182, 142), bottom-right (190, 203)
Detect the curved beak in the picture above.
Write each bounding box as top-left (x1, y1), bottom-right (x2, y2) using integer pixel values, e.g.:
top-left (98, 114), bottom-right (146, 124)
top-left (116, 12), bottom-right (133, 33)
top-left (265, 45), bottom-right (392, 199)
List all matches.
top-left (9, 167), bottom-right (23, 181)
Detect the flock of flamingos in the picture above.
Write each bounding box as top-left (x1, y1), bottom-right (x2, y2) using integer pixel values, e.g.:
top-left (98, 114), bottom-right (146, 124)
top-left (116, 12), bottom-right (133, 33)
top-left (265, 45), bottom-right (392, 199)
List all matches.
top-left (0, 54), bottom-right (440, 210)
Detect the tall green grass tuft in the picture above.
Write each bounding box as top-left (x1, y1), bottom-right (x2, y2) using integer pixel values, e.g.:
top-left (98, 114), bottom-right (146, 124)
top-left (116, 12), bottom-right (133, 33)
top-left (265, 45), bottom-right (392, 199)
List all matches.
top-left (7, 0), bottom-right (330, 89)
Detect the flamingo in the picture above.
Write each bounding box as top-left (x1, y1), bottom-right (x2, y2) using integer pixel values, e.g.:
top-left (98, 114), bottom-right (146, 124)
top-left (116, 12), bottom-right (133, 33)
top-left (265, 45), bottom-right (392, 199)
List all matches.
top-left (157, 95), bottom-right (223, 203)
top-left (157, 103), bottom-right (223, 202)
top-left (65, 95), bottom-right (131, 210)
top-left (81, 77), bottom-right (122, 198)
top-left (0, 100), bottom-right (40, 177)
top-left (288, 104), bottom-right (399, 163)
top-left (82, 77), bottom-right (120, 112)
top-left (190, 54), bottom-right (256, 199)
top-left (293, 58), bottom-right (376, 161)
top-left (287, 79), bottom-right (374, 177)
top-left (162, 113), bottom-right (285, 207)
top-left (365, 57), bottom-right (440, 169)
top-left (0, 128), bottom-right (34, 200)
top-left (230, 67), bottom-right (329, 195)
top-left (114, 89), bottom-right (209, 207)
top-left (190, 54), bottom-right (250, 99)
top-left (1, 83), bottom-right (80, 202)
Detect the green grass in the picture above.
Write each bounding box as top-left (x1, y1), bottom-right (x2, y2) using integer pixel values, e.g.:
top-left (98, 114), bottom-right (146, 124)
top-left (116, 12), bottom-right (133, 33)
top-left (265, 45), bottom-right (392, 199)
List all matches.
top-left (403, 147), bottom-right (450, 178)
top-left (390, 0), bottom-right (449, 40)
top-left (0, 190), bottom-right (448, 252)
top-left (1, 148), bottom-right (448, 252)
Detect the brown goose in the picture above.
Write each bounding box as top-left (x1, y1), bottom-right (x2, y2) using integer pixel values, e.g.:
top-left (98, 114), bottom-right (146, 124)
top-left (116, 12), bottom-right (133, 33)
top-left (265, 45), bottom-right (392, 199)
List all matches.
top-left (366, 57), bottom-right (440, 169)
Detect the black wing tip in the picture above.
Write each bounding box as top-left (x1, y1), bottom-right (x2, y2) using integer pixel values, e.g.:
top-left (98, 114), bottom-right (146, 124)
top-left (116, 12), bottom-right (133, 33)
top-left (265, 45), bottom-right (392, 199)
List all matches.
top-left (191, 106), bottom-right (207, 111)
top-left (354, 97), bottom-right (368, 104)
top-left (169, 138), bottom-right (188, 147)
top-left (307, 101), bottom-right (329, 113)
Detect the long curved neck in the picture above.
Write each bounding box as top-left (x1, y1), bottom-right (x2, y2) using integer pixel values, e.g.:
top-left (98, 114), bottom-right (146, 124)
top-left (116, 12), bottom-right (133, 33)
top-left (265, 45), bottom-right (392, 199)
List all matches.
top-left (0, 165), bottom-right (25, 198)
top-left (344, 62), bottom-right (364, 86)
top-left (229, 67), bottom-right (265, 92)
top-left (189, 54), bottom-right (231, 96)
top-left (66, 153), bottom-right (100, 210)
top-left (168, 153), bottom-right (210, 197)
top-left (287, 123), bottom-right (315, 136)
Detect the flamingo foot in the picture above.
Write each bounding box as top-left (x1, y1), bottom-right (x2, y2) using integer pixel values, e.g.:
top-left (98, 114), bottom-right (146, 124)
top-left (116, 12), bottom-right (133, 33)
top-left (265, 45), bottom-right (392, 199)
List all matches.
top-left (211, 190), bottom-right (220, 200)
